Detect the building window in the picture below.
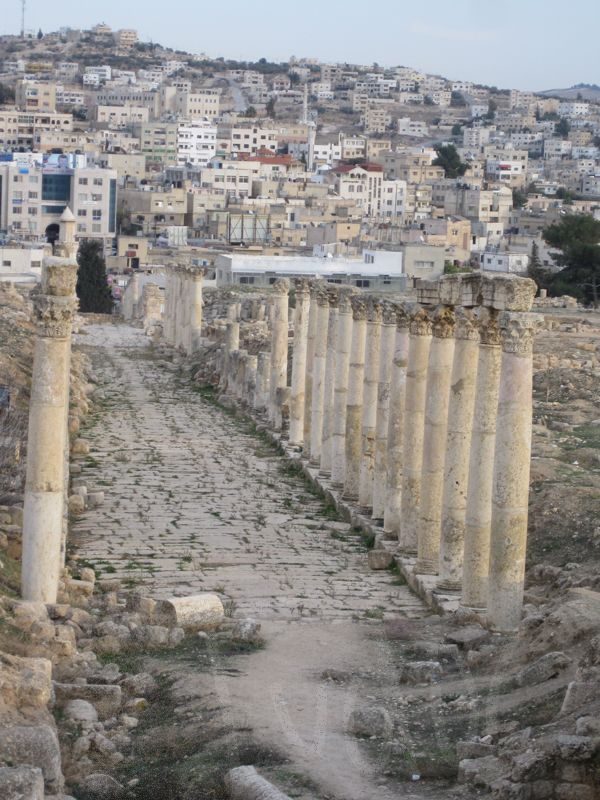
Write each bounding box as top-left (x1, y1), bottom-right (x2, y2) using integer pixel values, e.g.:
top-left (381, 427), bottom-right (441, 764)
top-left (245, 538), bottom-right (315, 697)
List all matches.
top-left (239, 276), bottom-right (255, 285)
top-left (356, 279), bottom-right (370, 287)
top-left (78, 177), bottom-right (88, 185)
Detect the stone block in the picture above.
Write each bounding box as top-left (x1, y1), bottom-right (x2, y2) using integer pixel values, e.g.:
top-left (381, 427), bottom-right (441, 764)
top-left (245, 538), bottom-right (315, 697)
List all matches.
top-left (460, 273), bottom-right (484, 307)
top-left (399, 660), bottom-right (443, 685)
top-left (561, 682), bottom-right (598, 715)
top-left (456, 741), bottom-right (496, 760)
top-left (68, 494), bottom-right (86, 514)
top-left (125, 594), bottom-right (157, 617)
top-left (225, 766), bottom-right (291, 800)
top-left (231, 618), bottom-right (263, 645)
top-left (510, 751), bottom-right (550, 782)
top-left (555, 784), bottom-right (597, 800)
top-left (347, 707), bottom-right (393, 738)
top-left (88, 492), bottom-right (105, 508)
top-left (65, 699), bottom-right (98, 723)
top-left (514, 651), bottom-right (571, 687)
top-left (0, 766), bottom-right (44, 800)
top-left (367, 549), bottom-right (394, 570)
top-left (480, 274), bottom-right (537, 312)
top-left (54, 683), bottom-right (122, 719)
top-left (445, 624), bottom-right (490, 650)
top-left (158, 593), bottom-right (224, 631)
top-left (71, 438), bottom-right (90, 455)
top-left (438, 274), bottom-right (462, 305)
top-left (576, 716), bottom-right (600, 736)
top-left (0, 725), bottom-right (63, 794)
top-left (415, 280), bottom-right (440, 306)
top-left (76, 772), bottom-right (125, 800)
top-left (555, 734), bottom-right (595, 761)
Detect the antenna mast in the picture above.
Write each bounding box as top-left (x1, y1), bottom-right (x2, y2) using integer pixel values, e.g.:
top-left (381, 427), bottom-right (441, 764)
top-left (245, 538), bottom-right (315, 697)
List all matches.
top-left (21, 0), bottom-right (26, 38)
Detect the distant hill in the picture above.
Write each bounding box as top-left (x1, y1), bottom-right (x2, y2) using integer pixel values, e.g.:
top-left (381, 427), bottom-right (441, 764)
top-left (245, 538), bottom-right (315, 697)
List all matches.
top-left (538, 84), bottom-right (600, 102)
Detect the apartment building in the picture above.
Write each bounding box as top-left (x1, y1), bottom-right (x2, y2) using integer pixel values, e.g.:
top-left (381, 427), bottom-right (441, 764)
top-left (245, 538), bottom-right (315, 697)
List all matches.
top-left (119, 187), bottom-right (187, 235)
top-left (397, 118), bottom-right (428, 137)
top-left (55, 86), bottom-right (87, 107)
top-left (199, 159), bottom-right (261, 198)
top-left (331, 163), bottom-right (385, 217)
top-left (340, 135), bottom-right (367, 160)
top-left (96, 152), bottom-right (147, 183)
top-left (558, 101), bottom-right (590, 117)
top-left (115, 29), bottom-right (138, 47)
top-left (96, 106), bottom-right (150, 127)
top-left (435, 182), bottom-right (513, 226)
top-left (0, 154), bottom-right (117, 242)
top-left (177, 119), bottom-right (217, 167)
top-left (0, 109), bottom-right (73, 150)
top-left (15, 80), bottom-right (57, 112)
top-left (217, 124), bottom-right (278, 156)
top-left (361, 106), bottom-right (391, 133)
top-left (96, 87), bottom-right (160, 115)
top-left (484, 147), bottom-right (528, 187)
top-left (172, 89), bottom-right (220, 121)
top-left (139, 123), bottom-right (179, 167)
top-left (379, 149), bottom-right (444, 183)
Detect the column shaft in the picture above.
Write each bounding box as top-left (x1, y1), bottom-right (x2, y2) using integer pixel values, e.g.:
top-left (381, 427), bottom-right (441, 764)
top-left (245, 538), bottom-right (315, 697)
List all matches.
top-left (269, 279), bottom-right (290, 430)
top-left (461, 309), bottom-right (501, 610)
top-left (437, 309), bottom-right (479, 591)
top-left (330, 288), bottom-right (355, 486)
top-left (320, 287), bottom-right (339, 475)
top-left (399, 306), bottom-right (432, 553)
top-left (343, 297), bottom-right (367, 500)
top-left (358, 298), bottom-right (383, 509)
top-left (487, 312), bottom-right (540, 633)
top-left (416, 306), bottom-right (455, 575)
top-left (371, 302), bottom-right (397, 520)
top-left (309, 289), bottom-right (330, 465)
top-left (383, 307), bottom-right (410, 535)
top-left (303, 286), bottom-right (319, 456)
top-left (289, 280), bottom-right (311, 446)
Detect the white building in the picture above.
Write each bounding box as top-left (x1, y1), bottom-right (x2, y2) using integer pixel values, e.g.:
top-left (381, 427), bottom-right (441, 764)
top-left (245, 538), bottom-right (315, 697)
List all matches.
top-left (480, 250), bottom-right (529, 274)
top-left (177, 119), bottom-right (217, 167)
top-left (558, 101), bottom-right (590, 117)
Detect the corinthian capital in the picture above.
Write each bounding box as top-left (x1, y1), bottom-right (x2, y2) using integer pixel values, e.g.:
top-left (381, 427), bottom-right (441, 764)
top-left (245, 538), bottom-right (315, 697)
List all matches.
top-left (33, 292), bottom-right (78, 338)
top-left (498, 311), bottom-right (543, 355)
top-left (272, 278), bottom-right (290, 296)
top-left (454, 307), bottom-right (479, 341)
top-left (431, 305), bottom-right (456, 339)
top-left (408, 303), bottom-right (433, 336)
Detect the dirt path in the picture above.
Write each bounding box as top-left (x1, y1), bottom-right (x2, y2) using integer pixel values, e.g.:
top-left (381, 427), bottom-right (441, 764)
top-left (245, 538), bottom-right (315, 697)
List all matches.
top-left (73, 323), bottom-right (447, 800)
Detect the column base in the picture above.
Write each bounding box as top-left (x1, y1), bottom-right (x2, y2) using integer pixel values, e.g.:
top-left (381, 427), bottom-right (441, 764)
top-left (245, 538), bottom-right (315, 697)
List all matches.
top-left (342, 491), bottom-right (358, 501)
top-left (398, 546), bottom-right (417, 556)
top-left (436, 579), bottom-right (462, 593)
top-left (459, 603), bottom-right (487, 614)
top-left (414, 559), bottom-right (438, 575)
top-left (318, 468), bottom-right (331, 478)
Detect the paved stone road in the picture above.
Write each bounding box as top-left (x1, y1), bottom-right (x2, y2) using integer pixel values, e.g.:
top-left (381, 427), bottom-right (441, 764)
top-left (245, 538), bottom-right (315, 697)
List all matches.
top-left (73, 323), bottom-right (436, 800)
top-left (73, 323), bottom-right (425, 622)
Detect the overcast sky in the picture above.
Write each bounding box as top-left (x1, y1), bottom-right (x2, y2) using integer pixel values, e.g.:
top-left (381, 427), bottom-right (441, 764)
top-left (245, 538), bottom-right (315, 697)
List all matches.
top-left (2, 0), bottom-right (598, 91)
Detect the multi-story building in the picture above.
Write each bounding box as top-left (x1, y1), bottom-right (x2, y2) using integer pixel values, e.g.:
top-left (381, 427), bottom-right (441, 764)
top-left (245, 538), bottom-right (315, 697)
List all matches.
top-left (96, 105), bottom-right (150, 127)
top-left (15, 80), bottom-right (57, 112)
top-left (378, 149), bottom-right (444, 183)
top-left (0, 154), bottom-right (117, 243)
top-left (397, 118), bottom-right (428, 138)
top-left (558, 101), bottom-right (590, 118)
top-left (114, 29), bottom-right (138, 47)
top-left (0, 109), bottom-right (73, 150)
top-left (172, 89), bottom-right (220, 121)
top-left (361, 106), bottom-right (391, 133)
top-left (217, 124), bottom-right (278, 156)
top-left (331, 163), bottom-right (385, 217)
top-left (177, 119), bottom-right (217, 167)
top-left (485, 147), bottom-right (528, 187)
top-left (139, 123), bottom-right (179, 167)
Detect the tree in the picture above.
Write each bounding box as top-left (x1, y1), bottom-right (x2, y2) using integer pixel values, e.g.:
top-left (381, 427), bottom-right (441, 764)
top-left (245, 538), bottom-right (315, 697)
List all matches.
top-left (451, 123), bottom-right (462, 136)
top-left (485, 99), bottom-right (497, 120)
top-left (265, 97), bottom-right (276, 118)
top-left (76, 240), bottom-right (114, 314)
top-left (527, 241), bottom-right (546, 285)
top-left (543, 214), bottom-right (600, 306)
top-left (37, 29), bottom-right (43, 40)
top-left (555, 117), bottom-right (571, 139)
top-left (0, 82), bottom-right (16, 104)
top-left (433, 144), bottom-right (468, 178)
top-left (243, 105), bottom-right (257, 117)
top-left (512, 187), bottom-right (528, 208)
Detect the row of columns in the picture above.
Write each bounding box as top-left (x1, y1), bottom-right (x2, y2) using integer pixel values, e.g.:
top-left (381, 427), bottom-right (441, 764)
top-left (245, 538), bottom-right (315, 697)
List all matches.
top-left (284, 273), bottom-right (540, 633)
top-left (163, 265), bottom-right (204, 355)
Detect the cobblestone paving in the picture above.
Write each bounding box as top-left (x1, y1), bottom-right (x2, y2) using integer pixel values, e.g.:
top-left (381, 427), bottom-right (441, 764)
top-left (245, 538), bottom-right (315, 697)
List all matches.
top-left (73, 323), bottom-right (425, 623)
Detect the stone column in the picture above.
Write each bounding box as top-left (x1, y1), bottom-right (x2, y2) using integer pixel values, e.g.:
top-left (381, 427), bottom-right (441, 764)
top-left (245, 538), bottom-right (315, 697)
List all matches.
top-left (358, 298), bottom-right (383, 510)
top-left (255, 351), bottom-right (271, 412)
top-left (415, 305), bottom-right (456, 575)
top-left (330, 287), bottom-right (356, 487)
top-left (461, 308), bottom-right (502, 610)
top-left (343, 296), bottom-right (367, 500)
top-left (383, 305), bottom-right (410, 536)
top-left (269, 278), bottom-right (290, 430)
top-left (320, 286), bottom-right (340, 475)
top-left (302, 284), bottom-right (320, 457)
top-left (188, 268), bottom-right (204, 354)
top-left (371, 301), bottom-right (397, 521)
top-left (399, 305), bottom-right (433, 554)
top-left (436, 308), bottom-right (479, 591)
top-left (22, 251), bottom-right (78, 603)
top-left (245, 354), bottom-right (258, 408)
top-left (309, 287), bottom-right (330, 465)
top-left (487, 311), bottom-right (541, 633)
top-left (289, 279), bottom-right (311, 446)
top-left (163, 269), bottom-right (174, 344)
top-left (222, 318), bottom-right (240, 393)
